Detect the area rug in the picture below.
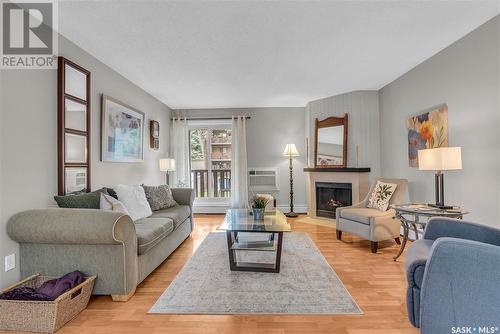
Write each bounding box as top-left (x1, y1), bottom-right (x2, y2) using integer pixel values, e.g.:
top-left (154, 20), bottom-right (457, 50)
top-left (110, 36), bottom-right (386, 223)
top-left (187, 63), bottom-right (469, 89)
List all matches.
top-left (149, 232), bottom-right (362, 315)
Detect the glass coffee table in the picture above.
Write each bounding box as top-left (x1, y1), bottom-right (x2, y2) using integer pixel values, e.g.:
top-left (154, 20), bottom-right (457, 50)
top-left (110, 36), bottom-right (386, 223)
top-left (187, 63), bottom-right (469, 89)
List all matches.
top-left (218, 209), bottom-right (291, 273)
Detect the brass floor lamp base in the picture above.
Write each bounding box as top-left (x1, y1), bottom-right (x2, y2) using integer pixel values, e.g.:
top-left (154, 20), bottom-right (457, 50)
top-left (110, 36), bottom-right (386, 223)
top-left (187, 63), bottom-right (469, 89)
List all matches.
top-left (285, 212), bottom-right (299, 218)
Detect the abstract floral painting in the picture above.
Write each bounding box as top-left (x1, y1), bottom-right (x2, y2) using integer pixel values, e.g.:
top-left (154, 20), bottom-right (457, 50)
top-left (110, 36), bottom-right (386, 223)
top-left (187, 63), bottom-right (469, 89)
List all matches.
top-left (407, 105), bottom-right (448, 167)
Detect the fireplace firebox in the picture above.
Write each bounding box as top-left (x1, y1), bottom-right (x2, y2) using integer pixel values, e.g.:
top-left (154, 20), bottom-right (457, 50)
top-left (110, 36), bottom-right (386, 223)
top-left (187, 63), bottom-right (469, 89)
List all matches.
top-left (315, 182), bottom-right (352, 219)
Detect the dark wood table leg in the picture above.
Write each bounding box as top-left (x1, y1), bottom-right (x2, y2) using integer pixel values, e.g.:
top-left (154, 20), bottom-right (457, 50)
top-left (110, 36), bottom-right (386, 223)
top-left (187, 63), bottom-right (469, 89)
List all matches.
top-left (226, 231), bottom-right (236, 270)
top-left (274, 232), bottom-right (284, 273)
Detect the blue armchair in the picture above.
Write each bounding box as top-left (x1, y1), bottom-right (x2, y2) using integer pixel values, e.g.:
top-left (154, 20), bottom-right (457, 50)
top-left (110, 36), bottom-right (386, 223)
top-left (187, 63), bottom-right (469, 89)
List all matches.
top-left (405, 217), bottom-right (500, 333)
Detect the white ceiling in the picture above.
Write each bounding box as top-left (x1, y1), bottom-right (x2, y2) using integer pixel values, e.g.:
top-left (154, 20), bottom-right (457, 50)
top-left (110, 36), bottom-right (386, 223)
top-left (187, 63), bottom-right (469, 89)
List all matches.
top-left (58, 1), bottom-right (500, 109)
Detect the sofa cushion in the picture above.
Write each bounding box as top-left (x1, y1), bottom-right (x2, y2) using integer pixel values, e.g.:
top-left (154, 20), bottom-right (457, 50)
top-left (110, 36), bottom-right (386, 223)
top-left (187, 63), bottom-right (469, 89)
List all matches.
top-left (134, 217), bottom-right (174, 255)
top-left (406, 239), bottom-right (434, 288)
top-left (142, 185), bottom-right (178, 211)
top-left (339, 207), bottom-right (391, 225)
top-left (115, 184), bottom-right (152, 222)
top-left (54, 188), bottom-right (108, 209)
top-left (151, 205), bottom-right (190, 229)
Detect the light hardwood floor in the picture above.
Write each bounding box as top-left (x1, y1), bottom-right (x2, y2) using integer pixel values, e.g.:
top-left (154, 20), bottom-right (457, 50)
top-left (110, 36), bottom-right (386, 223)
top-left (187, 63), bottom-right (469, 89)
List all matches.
top-left (57, 214), bottom-right (418, 334)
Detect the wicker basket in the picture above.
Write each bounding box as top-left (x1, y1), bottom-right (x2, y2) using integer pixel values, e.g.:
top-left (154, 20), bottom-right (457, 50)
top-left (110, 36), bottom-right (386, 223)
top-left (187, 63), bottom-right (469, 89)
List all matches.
top-left (0, 274), bottom-right (96, 333)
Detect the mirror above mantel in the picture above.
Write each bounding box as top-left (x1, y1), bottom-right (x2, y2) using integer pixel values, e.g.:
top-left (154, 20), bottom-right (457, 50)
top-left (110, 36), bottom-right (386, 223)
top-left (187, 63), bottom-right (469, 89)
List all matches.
top-left (314, 114), bottom-right (348, 168)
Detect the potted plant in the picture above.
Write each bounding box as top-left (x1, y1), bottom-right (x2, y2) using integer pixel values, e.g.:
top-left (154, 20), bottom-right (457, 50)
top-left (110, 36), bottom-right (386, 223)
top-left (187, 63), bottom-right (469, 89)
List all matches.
top-left (251, 196), bottom-right (269, 221)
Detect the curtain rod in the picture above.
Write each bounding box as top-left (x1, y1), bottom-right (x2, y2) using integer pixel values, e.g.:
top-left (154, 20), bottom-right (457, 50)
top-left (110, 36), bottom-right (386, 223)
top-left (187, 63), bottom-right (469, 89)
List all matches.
top-left (170, 116), bottom-right (251, 121)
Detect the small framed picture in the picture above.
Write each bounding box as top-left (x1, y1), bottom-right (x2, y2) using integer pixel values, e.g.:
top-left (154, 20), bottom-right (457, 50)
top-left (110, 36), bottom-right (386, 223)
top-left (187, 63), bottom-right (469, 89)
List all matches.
top-left (150, 120), bottom-right (160, 150)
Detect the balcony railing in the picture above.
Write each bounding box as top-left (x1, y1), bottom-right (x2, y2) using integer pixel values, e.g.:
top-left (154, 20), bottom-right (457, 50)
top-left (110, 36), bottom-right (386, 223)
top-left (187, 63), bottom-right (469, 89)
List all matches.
top-left (191, 169), bottom-right (231, 198)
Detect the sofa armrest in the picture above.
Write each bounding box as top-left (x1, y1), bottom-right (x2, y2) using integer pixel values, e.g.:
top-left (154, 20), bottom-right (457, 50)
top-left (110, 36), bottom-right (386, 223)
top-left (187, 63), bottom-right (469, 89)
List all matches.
top-left (8, 208), bottom-right (135, 245)
top-left (419, 238), bottom-right (500, 332)
top-left (171, 188), bottom-right (195, 209)
top-left (423, 218), bottom-right (500, 246)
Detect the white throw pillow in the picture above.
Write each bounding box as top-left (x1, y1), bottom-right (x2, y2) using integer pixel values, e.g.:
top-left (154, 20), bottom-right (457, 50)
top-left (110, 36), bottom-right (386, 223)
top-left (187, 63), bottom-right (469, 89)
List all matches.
top-left (114, 184), bottom-right (152, 221)
top-left (367, 181), bottom-right (398, 211)
top-left (100, 193), bottom-right (129, 215)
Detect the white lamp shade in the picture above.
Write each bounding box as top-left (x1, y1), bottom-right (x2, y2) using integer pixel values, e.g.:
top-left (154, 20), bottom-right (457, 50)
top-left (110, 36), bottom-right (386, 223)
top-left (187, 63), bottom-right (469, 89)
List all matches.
top-left (283, 144), bottom-right (299, 157)
top-left (159, 158), bottom-right (176, 172)
top-left (418, 147), bottom-right (462, 171)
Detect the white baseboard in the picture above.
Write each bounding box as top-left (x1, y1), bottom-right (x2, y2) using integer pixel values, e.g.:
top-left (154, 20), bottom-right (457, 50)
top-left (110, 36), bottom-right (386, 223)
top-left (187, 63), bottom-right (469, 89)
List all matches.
top-left (193, 204), bottom-right (229, 214)
top-left (276, 205), bottom-right (308, 214)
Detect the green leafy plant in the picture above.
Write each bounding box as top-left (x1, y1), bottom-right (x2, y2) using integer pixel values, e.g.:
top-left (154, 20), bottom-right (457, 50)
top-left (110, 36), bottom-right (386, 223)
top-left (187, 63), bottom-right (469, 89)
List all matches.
top-left (252, 196), bottom-right (269, 209)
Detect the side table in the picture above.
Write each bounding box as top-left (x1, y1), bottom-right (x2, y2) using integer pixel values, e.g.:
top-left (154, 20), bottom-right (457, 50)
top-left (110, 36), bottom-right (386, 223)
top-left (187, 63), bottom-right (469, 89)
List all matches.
top-left (392, 204), bottom-right (468, 261)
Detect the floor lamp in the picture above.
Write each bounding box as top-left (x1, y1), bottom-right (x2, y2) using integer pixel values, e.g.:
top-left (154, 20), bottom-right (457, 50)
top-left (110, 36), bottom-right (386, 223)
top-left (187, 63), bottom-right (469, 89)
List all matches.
top-left (159, 158), bottom-right (176, 186)
top-left (418, 147), bottom-right (462, 209)
top-left (283, 144), bottom-right (299, 218)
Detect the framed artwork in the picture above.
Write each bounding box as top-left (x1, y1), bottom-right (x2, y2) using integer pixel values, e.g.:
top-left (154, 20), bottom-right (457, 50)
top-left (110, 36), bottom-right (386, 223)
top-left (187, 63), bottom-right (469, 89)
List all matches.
top-left (150, 120), bottom-right (159, 150)
top-left (101, 95), bottom-right (145, 162)
top-left (407, 105), bottom-right (449, 167)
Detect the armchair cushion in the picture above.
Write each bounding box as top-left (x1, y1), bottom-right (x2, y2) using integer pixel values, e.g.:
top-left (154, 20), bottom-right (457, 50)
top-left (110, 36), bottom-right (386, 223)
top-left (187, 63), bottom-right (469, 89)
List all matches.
top-left (151, 205), bottom-right (191, 229)
top-left (406, 239), bottom-right (434, 288)
top-left (134, 217), bottom-right (174, 255)
top-left (339, 207), bottom-right (393, 225)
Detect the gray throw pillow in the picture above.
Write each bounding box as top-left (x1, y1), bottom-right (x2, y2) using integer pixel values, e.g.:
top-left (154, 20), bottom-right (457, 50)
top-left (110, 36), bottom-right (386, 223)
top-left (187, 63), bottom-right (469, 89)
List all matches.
top-left (54, 188), bottom-right (108, 209)
top-left (142, 185), bottom-right (178, 211)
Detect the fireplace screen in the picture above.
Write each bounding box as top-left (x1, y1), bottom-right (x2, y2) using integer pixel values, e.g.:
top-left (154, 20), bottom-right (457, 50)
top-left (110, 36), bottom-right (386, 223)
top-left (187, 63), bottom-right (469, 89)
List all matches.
top-left (316, 182), bottom-right (352, 219)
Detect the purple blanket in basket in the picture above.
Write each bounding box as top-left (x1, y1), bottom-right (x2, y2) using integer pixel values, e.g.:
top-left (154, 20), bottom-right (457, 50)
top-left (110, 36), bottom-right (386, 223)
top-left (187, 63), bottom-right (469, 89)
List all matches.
top-left (0, 271), bottom-right (84, 301)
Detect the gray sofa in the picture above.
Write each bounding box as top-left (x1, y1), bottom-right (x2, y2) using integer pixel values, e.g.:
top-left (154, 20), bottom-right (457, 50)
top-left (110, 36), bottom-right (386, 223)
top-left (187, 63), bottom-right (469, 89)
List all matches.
top-left (8, 188), bottom-right (195, 301)
top-left (406, 217), bottom-right (500, 333)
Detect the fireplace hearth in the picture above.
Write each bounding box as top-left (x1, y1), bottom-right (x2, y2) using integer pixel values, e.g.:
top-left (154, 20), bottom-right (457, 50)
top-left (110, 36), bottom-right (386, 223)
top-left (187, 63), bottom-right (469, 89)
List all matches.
top-left (315, 182), bottom-right (352, 219)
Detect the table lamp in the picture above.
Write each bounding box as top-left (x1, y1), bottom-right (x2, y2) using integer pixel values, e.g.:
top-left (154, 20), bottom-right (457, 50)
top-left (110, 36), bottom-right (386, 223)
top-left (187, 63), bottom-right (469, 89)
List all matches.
top-left (418, 147), bottom-right (462, 209)
top-left (159, 158), bottom-right (176, 186)
top-left (283, 144), bottom-right (299, 218)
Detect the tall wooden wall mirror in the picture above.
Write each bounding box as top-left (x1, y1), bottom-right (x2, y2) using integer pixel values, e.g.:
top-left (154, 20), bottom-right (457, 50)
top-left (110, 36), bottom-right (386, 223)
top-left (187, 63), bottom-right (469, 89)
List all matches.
top-left (58, 57), bottom-right (91, 195)
top-left (314, 114), bottom-right (348, 168)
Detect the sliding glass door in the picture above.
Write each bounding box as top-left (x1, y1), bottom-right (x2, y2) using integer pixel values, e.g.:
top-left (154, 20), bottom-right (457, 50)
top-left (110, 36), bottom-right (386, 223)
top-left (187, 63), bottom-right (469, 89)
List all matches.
top-left (189, 123), bottom-right (232, 200)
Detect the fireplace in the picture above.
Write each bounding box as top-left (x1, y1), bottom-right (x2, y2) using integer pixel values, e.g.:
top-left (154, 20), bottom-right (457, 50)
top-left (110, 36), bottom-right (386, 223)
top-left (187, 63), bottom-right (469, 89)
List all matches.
top-left (315, 182), bottom-right (352, 219)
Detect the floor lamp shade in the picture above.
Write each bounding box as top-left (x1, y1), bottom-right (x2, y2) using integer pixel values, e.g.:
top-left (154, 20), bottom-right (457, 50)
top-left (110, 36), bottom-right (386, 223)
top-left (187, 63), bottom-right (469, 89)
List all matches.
top-left (159, 158), bottom-right (176, 186)
top-left (418, 147), bottom-right (462, 209)
top-left (283, 144), bottom-right (299, 157)
top-left (159, 158), bottom-right (176, 172)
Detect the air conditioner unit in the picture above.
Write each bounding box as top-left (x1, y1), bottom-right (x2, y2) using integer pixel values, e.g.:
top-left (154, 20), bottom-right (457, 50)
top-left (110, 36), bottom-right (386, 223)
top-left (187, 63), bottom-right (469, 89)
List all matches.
top-left (248, 167), bottom-right (279, 192)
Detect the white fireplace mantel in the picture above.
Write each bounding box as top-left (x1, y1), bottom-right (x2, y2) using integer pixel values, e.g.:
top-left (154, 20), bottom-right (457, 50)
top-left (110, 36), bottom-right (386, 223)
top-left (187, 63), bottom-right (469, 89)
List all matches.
top-left (303, 168), bottom-right (370, 219)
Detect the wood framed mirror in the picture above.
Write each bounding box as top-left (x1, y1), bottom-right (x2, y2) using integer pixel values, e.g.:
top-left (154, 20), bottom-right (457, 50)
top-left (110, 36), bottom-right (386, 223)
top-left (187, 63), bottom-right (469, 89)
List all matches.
top-left (314, 114), bottom-right (348, 168)
top-left (57, 57), bottom-right (91, 195)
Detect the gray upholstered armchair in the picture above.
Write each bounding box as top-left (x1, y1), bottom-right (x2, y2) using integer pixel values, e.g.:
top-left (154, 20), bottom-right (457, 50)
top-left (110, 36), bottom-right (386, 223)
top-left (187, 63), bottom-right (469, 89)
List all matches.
top-left (336, 178), bottom-right (409, 253)
top-left (405, 217), bottom-right (500, 333)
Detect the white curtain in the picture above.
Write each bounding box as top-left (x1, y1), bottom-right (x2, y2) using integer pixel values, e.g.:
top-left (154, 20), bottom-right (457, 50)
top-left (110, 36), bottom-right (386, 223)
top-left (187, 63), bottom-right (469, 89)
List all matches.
top-left (230, 116), bottom-right (248, 208)
top-left (170, 117), bottom-right (191, 187)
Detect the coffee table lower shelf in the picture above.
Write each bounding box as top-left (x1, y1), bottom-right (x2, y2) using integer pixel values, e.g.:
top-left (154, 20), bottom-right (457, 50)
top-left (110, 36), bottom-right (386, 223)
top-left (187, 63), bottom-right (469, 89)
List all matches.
top-left (226, 231), bottom-right (284, 273)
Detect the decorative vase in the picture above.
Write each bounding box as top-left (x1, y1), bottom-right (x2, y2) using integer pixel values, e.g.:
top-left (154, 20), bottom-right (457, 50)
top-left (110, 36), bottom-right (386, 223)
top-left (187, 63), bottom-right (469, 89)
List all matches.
top-left (252, 208), bottom-right (265, 221)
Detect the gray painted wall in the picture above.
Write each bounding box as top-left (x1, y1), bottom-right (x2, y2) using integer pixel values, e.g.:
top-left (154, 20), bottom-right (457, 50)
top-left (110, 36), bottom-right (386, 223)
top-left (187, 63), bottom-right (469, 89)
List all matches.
top-left (306, 91), bottom-right (381, 180)
top-left (174, 108), bottom-right (307, 211)
top-left (0, 35), bottom-right (172, 288)
top-left (379, 16), bottom-right (500, 226)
